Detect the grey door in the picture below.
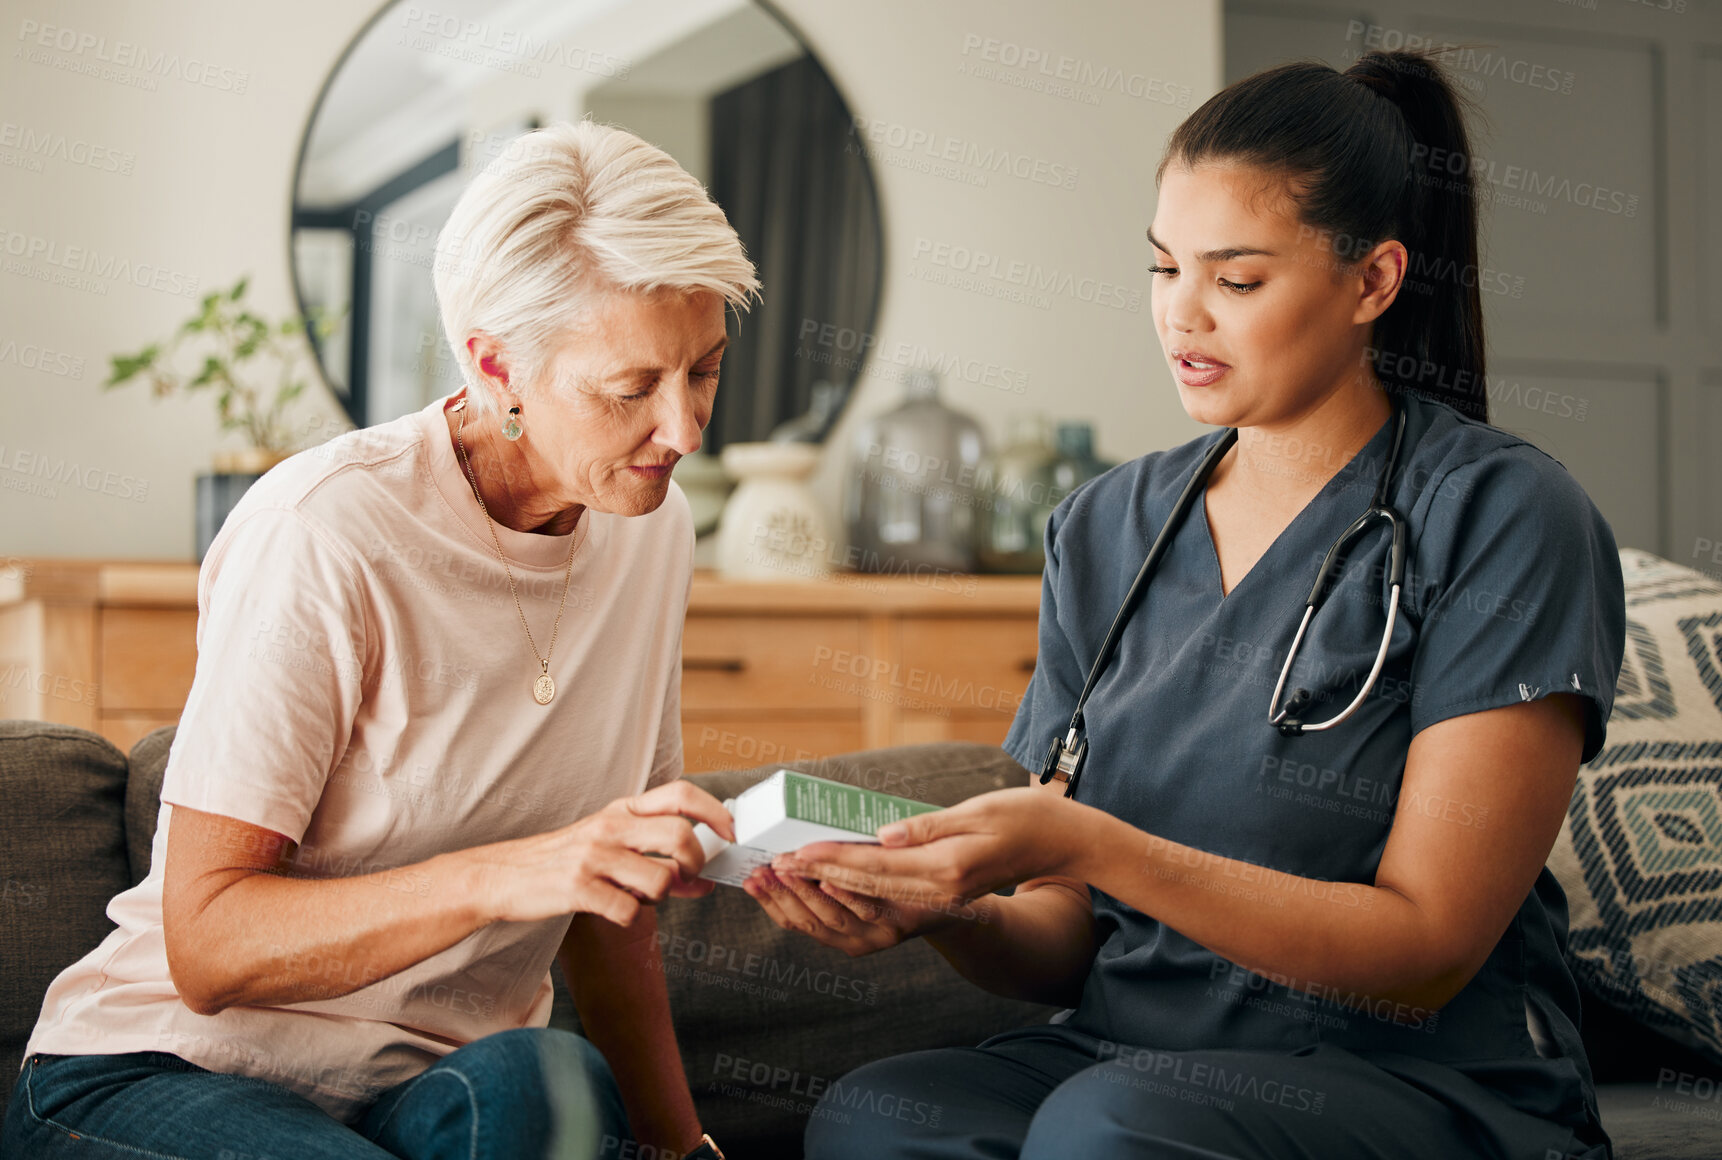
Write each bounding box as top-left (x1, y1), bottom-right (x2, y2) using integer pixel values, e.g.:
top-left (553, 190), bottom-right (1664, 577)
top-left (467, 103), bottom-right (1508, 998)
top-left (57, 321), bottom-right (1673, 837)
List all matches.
top-left (1225, 0), bottom-right (1720, 573)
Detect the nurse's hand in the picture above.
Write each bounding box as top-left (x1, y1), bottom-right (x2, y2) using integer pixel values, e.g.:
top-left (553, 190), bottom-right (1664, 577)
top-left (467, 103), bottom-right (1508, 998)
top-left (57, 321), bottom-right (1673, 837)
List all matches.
top-left (771, 786), bottom-right (1087, 916)
top-left (740, 865), bottom-right (986, 956)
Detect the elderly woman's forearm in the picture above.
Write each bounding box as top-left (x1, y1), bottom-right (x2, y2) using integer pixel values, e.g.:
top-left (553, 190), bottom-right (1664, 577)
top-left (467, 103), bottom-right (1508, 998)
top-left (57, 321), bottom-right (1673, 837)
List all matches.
top-left (164, 782), bottom-right (728, 1015)
top-left (562, 911), bottom-right (704, 1154)
top-left (167, 847), bottom-right (492, 1016)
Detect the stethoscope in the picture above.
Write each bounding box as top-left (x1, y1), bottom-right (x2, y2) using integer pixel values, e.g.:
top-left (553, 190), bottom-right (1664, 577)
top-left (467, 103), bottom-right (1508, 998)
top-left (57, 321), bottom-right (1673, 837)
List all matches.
top-left (1039, 398), bottom-right (1411, 799)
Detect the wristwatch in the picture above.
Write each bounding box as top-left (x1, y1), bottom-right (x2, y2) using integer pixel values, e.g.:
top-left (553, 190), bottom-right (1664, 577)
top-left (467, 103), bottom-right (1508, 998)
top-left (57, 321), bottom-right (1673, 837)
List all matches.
top-left (683, 1133), bottom-right (725, 1160)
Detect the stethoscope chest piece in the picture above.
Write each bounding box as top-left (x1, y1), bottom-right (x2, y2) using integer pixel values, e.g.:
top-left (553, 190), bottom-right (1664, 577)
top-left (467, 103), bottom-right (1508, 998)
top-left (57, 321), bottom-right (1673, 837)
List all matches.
top-left (1040, 726), bottom-right (1089, 798)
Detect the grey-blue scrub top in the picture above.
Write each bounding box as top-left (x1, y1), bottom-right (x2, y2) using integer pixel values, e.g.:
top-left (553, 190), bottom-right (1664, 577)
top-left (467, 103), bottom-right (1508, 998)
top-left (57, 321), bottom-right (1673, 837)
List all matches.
top-left (1002, 389), bottom-right (1626, 1137)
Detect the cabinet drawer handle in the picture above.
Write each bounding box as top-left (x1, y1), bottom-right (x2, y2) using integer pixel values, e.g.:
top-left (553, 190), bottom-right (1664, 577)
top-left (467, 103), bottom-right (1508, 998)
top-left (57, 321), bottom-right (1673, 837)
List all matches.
top-left (1017, 657), bottom-right (1038, 672)
top-left (684, 657), bottom-right (748, 672)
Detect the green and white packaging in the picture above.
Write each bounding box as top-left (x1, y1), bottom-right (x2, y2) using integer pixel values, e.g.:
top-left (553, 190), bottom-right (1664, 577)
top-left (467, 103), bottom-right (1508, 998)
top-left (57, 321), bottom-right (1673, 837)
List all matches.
top-left (693, 769), bottom-right (941, 887)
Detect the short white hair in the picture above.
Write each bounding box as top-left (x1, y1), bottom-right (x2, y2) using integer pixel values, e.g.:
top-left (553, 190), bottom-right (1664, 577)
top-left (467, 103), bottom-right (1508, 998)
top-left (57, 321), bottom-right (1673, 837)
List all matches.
top-left (432, 118), bottom-right (761, 415)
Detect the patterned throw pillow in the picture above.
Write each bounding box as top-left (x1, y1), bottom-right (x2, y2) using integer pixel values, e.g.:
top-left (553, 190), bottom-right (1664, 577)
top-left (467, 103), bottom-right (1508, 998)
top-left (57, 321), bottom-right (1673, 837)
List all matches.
top-left (1548, 548), bottom-right (1722, 1065)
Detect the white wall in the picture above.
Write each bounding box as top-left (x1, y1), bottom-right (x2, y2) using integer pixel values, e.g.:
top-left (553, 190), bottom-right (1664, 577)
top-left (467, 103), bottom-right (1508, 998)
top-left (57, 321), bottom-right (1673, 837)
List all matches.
top-left (0, 0), bottom-right (1221, 559)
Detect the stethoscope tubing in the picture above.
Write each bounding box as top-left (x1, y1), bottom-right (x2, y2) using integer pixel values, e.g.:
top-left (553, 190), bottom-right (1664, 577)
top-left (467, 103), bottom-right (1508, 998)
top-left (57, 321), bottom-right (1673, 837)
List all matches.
top-left (1041, 397), bottom-right (1412, 793)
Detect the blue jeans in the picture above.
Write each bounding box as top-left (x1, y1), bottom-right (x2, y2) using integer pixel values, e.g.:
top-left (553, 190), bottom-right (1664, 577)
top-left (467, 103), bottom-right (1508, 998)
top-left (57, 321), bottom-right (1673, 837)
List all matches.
top-left (2, 1027), bottom-right (633, 1159)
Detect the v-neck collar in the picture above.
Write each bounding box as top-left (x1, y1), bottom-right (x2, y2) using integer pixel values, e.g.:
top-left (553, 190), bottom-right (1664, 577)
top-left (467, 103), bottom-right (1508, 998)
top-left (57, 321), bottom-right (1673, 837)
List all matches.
top-left (1194, 408), bottom-right (1398, 603)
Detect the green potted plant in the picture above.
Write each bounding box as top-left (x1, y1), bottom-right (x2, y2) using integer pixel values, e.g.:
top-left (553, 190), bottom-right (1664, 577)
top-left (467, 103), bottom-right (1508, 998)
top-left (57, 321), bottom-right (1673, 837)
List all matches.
top-left (106, 276), bottom-right (347, 558)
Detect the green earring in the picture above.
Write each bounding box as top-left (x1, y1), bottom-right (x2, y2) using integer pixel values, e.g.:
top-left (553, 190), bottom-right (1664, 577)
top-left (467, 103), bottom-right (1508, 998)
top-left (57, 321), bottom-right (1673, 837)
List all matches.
top-left (502, 406), bottom-right (522, 441)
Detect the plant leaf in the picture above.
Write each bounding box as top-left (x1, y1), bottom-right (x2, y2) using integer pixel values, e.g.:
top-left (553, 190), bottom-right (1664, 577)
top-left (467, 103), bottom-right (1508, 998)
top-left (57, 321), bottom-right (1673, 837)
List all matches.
top-left (190, 355), bottom-right (223, 387)
top-left (106, 348), bottom-right (156, 386)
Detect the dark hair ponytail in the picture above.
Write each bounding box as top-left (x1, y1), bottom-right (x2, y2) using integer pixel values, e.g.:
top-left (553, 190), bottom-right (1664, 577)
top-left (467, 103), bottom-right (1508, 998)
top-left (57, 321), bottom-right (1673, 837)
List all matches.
top-left (1159, 50), bottom-right (1489, 423)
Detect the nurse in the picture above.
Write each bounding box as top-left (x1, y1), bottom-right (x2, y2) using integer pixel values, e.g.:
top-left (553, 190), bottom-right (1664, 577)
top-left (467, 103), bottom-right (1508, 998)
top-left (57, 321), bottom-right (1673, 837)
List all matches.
top-left (744, 48), bottom-right (1626, 1160)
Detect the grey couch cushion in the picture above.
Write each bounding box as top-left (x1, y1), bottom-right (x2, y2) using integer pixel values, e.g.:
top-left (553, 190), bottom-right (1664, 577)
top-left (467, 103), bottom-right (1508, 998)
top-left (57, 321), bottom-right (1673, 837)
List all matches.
top-left (0, 719), bottom-right (132, 1123)
top-left (665, 744), bottom-right (1057, 1157)
top-left (1597, 1084), bottom-right (1722, 1160)
top-left (125, 726), bottom-right (173, 885)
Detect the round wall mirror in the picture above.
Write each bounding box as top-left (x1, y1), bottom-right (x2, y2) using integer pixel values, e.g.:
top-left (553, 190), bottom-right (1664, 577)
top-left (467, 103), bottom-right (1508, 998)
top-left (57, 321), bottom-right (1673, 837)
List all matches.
top-left (289, 0), bottom-right (884, 454)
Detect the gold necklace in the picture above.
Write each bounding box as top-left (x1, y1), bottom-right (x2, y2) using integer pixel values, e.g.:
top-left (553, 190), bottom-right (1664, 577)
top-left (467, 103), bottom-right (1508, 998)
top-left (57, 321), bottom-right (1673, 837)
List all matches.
top-left (452, 398), bottom-right (583, 705)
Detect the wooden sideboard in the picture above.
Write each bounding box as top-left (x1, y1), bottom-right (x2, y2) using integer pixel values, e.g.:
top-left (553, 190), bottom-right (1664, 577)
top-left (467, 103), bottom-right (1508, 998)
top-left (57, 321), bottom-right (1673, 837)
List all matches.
top-left (0, 559), bottom-right (201, 751)
top-left (680, 572), bottom-right (1041, 772)
top-left (0, 560), bottom-right (1042, 768)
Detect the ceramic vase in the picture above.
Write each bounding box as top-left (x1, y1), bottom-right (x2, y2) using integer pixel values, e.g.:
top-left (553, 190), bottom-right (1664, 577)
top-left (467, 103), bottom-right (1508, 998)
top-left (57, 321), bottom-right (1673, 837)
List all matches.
top-left (716, 442), bottom-right (833, 581)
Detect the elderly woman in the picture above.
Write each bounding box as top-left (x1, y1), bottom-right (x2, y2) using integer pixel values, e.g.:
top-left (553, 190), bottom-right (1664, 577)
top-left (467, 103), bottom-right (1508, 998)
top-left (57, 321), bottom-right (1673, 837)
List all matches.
top-left (3, 120), bottom-right (757, 1160)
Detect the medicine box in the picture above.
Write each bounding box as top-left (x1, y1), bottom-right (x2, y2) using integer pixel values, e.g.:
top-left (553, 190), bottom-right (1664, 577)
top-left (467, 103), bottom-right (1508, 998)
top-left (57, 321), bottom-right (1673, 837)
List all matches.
top-left (692, 769), bottom-right (941, 887)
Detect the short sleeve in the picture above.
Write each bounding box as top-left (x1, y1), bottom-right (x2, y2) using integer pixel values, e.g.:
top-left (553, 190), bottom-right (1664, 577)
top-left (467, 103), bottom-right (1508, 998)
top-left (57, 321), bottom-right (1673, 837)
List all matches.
top-left (1002, 496), bottom-right (1091, 778)
top-left (1407, 446), bottom-right (1625, 764)
top-left (160, 507), bottom-right (369, 843)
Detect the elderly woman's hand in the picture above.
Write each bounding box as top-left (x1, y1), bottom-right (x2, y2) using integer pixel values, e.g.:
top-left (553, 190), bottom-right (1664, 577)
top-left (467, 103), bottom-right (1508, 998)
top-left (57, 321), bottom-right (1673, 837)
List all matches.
top-left (467, 781), bottom-right (735, 928)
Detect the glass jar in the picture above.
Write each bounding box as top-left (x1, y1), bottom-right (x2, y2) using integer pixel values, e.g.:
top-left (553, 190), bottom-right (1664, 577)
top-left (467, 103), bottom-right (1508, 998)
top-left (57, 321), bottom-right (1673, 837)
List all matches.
top-left (977, 413), bottom-right (1058, 573)
top-left (843, 369), bottom-right (987, 573)
top-left (1049, 421), bottom-right (1111, 507)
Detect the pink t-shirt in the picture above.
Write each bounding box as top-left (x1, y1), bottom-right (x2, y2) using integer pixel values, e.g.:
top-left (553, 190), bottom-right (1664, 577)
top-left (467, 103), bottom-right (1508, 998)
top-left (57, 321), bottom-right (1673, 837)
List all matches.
top-left (24, 392), bottom-right (693, 1124)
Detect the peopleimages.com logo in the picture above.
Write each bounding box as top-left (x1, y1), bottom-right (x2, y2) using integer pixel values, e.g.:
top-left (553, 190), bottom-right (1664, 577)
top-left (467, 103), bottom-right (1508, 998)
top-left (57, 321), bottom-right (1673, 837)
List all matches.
top-left (14, 19), bottom-right (250, 93)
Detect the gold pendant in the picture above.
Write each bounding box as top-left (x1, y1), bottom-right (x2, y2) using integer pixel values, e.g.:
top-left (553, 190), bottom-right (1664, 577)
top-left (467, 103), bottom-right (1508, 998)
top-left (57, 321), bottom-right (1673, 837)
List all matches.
top-left (534, 673), bottom-right (556, 705)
